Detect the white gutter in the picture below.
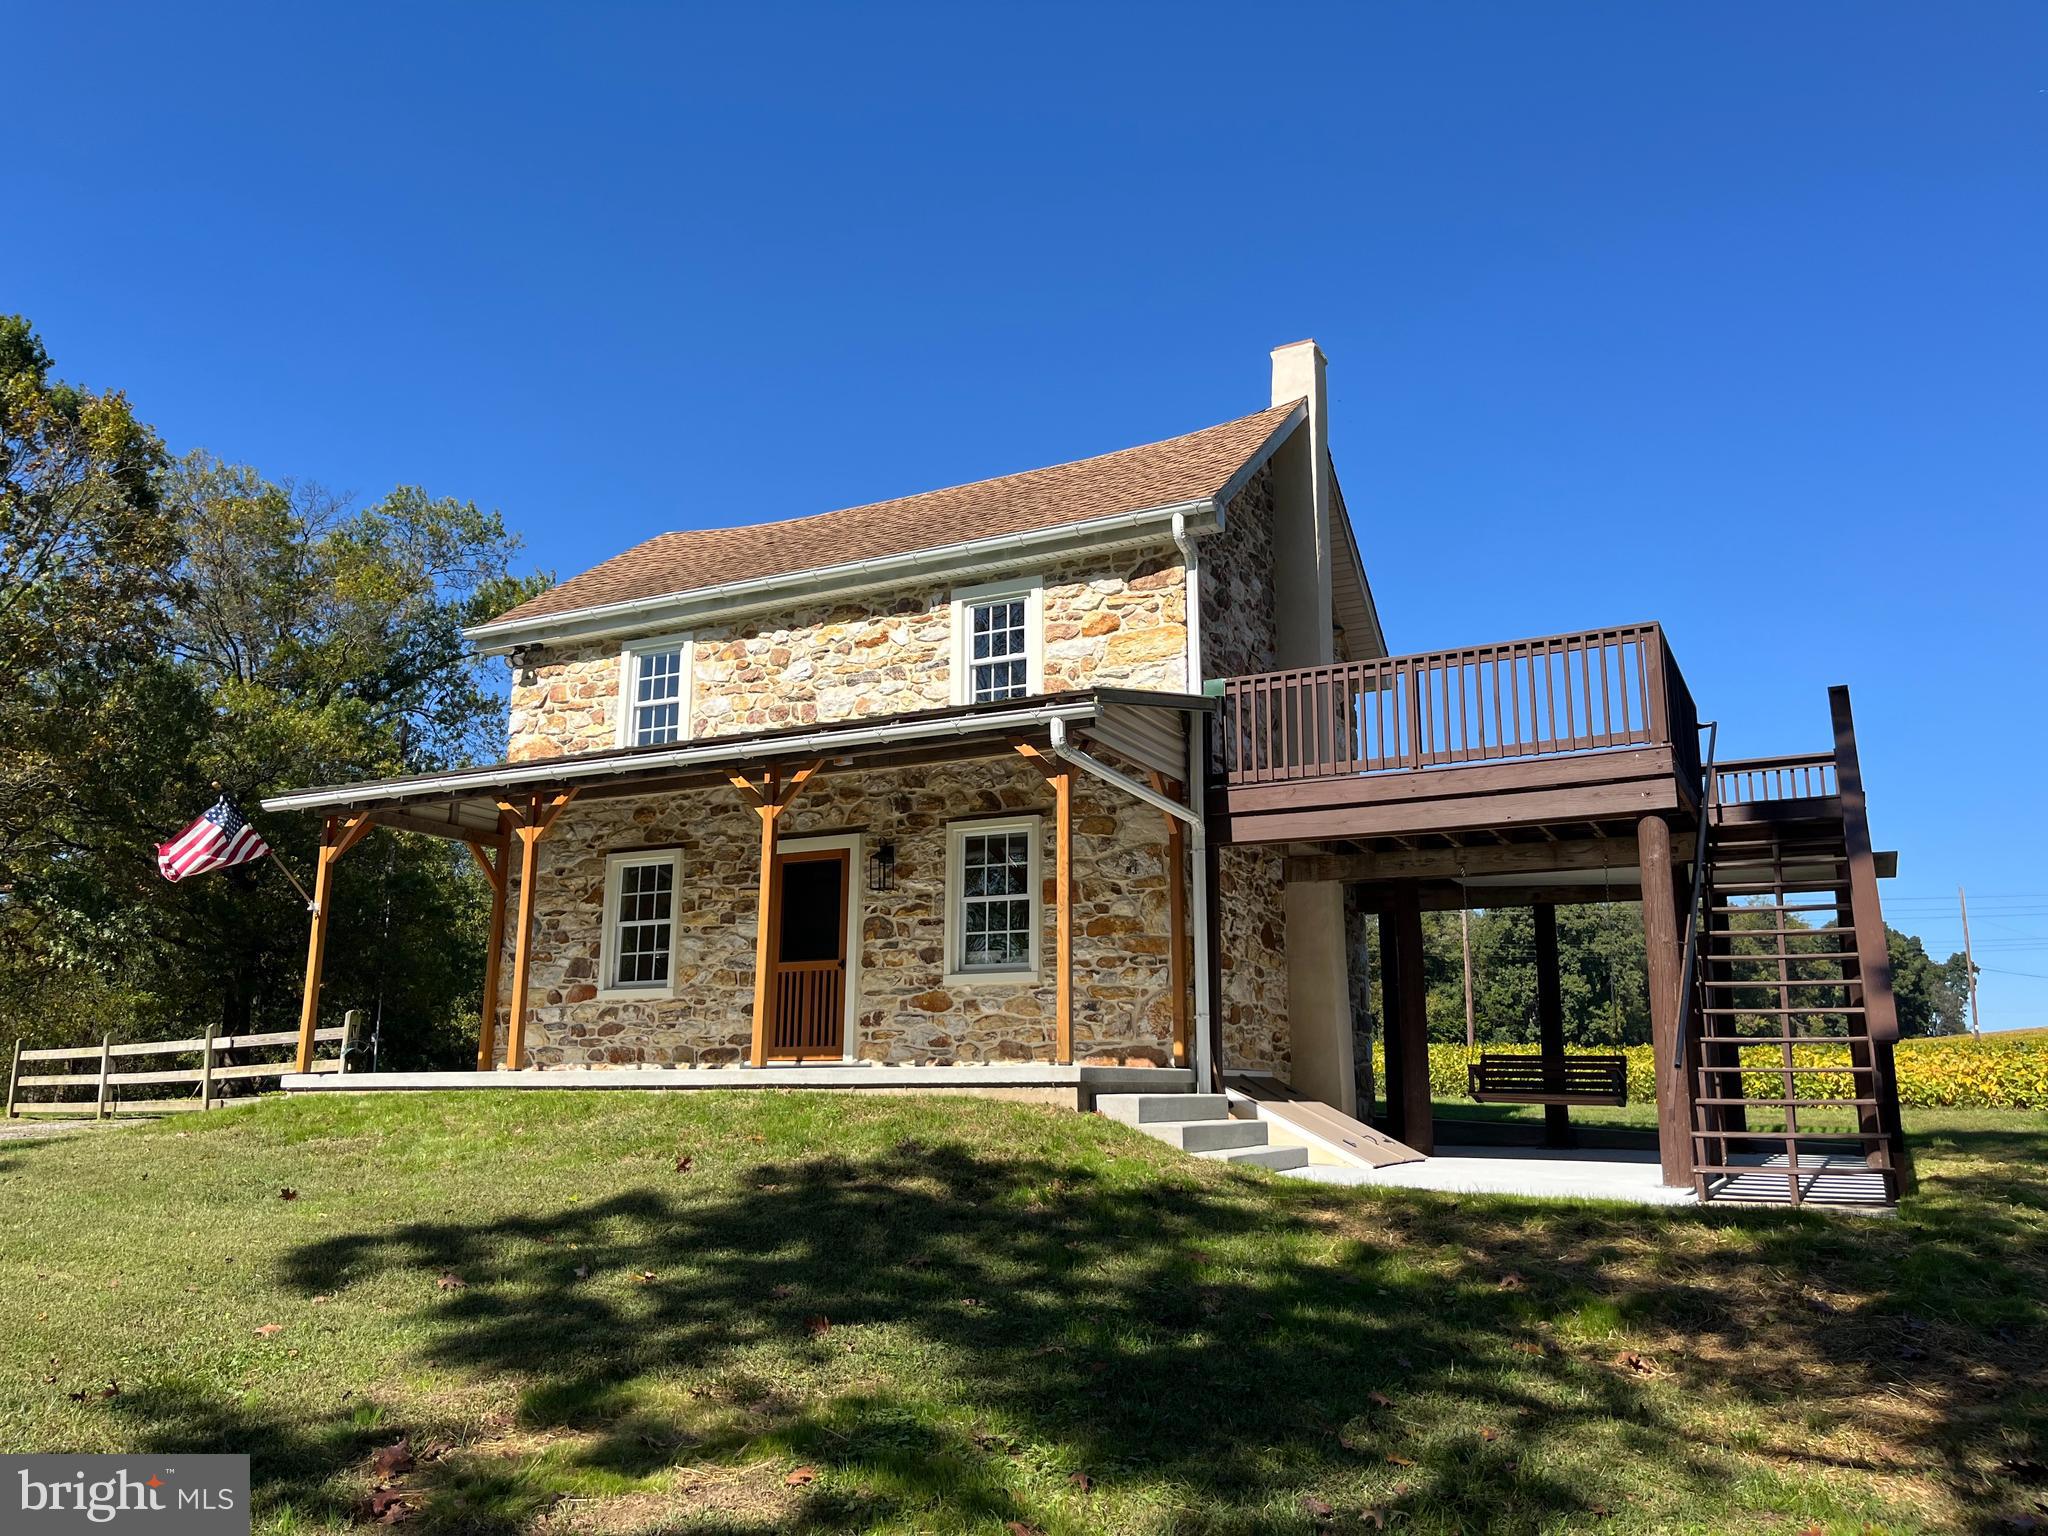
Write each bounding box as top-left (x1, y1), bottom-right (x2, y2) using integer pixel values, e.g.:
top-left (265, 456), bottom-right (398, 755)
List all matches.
top-left (468, 497), bottom-right (1225, 654)
top-left (1047, 719), bottom-right (1196, 825)
top-left (1171, 510), bottom-right (1204, 694)
top-left (262, 697), bottom-right (1103, 815)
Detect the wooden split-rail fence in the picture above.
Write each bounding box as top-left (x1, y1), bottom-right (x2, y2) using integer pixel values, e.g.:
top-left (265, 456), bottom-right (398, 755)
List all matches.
top-left (5, 1014), bottom-right (357, 1120)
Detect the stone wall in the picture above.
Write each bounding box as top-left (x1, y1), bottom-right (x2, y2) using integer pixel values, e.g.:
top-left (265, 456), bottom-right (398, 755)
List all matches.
top-left (506, 546), bottom-right (1189, 762)
top-left (1216, 844), bottom-right (1289, 1075)
top-left (1198, 466), bottom-right (1279, 682)
top-left (493, 757), bottom-right (1181, 1067)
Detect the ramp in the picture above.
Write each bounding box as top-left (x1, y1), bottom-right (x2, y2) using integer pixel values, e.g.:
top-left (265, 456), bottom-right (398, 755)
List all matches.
top-left (1224, 1074), bottom-right (1425, 1168)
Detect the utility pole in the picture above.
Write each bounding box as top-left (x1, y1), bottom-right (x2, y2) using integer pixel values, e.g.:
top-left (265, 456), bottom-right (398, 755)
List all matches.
top-left (1959, 885), bottom-right (1982, 1038)
top-left (1460, 907), bottom-right (1476, 1049)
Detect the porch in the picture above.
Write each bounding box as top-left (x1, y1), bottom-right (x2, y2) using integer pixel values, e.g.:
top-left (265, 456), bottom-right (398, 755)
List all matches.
top-left (262, 689), bottom-right (1216, 1085)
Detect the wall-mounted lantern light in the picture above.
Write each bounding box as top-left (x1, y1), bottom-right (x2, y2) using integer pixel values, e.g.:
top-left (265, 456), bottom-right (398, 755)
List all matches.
top-left (867, 841), bottom-right (896, 893)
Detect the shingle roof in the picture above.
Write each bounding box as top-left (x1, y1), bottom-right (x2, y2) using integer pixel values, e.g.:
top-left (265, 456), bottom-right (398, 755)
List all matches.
top-left (485, 400), bottom-right (1301, 630)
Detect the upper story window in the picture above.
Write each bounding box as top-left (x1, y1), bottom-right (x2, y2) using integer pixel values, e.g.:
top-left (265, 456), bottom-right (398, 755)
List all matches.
top-left (617, 634), bottom-right (692, 748)
top-left (951, 577), bottom-right (1042, 705)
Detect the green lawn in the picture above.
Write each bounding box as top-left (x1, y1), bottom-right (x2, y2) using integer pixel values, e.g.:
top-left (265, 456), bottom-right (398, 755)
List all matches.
top-left (1, 1094), bottom-right (2043, 1535)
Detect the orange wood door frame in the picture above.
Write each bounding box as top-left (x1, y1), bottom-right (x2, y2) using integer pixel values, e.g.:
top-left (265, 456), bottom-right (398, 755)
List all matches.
top-left (766, 846), bottom-right (851, 1059)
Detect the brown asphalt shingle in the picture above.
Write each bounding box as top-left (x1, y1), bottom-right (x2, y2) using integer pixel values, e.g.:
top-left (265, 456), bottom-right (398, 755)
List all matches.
top-left (484, 400), bottom-right (1301, 628)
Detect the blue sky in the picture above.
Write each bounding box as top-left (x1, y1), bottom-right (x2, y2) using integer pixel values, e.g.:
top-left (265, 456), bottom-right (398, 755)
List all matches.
top-left (10, 5), bottom-right (2045, 1026)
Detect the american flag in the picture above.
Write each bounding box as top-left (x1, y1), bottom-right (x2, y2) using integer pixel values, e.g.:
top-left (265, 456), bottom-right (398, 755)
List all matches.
top-left (157, 799), bottom-right (271, 883)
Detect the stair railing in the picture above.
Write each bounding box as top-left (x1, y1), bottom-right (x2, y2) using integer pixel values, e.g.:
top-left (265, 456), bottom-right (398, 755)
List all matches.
top-left (1672, 720), bottom-right (1719, 1072)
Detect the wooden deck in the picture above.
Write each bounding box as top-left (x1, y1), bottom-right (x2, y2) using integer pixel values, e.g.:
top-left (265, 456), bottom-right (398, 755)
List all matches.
top-left (1210, 624), bottom-right (1702, 847)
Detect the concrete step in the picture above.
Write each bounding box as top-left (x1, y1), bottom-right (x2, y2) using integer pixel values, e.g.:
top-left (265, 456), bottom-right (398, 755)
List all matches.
top-left (1143, 1118), bottom-right (1270, 1154)
top-left (1196, 1143), bottom-right (1310, 1171)
top-left (1095, 1093), bottom-right (1229, 1127)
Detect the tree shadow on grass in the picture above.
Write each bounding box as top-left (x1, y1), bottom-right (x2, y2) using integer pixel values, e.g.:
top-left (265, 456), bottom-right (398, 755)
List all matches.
top-left (192, 1129), bottom-right (2042, 1533)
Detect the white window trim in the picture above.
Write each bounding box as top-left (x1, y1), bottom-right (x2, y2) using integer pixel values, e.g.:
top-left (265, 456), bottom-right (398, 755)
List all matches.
top-left (949, 576), bottom-right (1044, 706)
top-left (615, 632), bottom-right (695, 749)
top-left (777, 832), bottom-right (865, 1061)
top-left (942, 814), bottom-right (1043, 987)
top-left (598, 848), bottom-right (684, 1001)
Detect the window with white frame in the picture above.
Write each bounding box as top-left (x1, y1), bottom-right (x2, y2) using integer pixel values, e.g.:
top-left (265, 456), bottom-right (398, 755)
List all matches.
top-left (951, 578), bottom-right (1041, 705)
top-left (945, 816), bottom-right (1041, 979)
top-left (601, 849), bottom-right (681, 995)
top-left (618, 635), bottom-right (691, 747)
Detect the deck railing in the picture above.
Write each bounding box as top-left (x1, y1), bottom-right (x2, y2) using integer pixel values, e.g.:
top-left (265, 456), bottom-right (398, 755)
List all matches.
top-left (1219, 623), bottom-right (1698, 788)
top-left (1713, 753), bottom-right (1837, 806)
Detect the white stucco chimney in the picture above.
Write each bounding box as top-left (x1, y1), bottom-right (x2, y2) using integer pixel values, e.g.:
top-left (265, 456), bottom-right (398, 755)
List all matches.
top-left (1267, 340), bottom-right (1336, 669)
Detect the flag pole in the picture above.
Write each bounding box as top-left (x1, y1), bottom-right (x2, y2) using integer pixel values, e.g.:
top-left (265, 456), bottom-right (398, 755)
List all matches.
top-left (269, 852), bottom-right (315, 910)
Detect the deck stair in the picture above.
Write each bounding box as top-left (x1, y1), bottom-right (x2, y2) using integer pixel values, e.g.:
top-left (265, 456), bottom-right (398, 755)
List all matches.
top-left (1686, 762), bottom-right (1907, 1207)
top-left (1095, 1093), bottom-right (1309, 1170)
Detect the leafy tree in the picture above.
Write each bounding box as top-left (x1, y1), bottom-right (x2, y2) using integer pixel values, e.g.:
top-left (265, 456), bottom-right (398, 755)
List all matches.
top-left (0, 320), bottom-right (547, 1067)
top-left (1886, 926), bottom-right (1973, 1037)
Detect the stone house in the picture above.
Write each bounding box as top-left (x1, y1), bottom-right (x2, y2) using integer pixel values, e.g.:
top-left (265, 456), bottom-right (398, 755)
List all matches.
top-left (266, 340), bottom-right (1383, 1104)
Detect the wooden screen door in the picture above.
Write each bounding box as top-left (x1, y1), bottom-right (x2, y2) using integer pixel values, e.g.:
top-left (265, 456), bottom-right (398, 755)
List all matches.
top-left (768, 848), bottom-right (850, 1059)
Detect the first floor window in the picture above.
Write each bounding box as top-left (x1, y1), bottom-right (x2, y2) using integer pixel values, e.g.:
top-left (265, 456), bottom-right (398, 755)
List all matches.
top-left (619, 635), bottom-right (692, 747)
top-left (946, 817), bottom-right (1041, 977)
top-left (603, 850), bottom-right (680, 993)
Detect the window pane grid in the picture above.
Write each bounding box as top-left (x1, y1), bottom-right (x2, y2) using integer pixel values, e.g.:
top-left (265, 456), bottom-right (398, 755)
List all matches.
top-left (968, 598), bottom-right (1028, 702)
top-left (612, 860), bottom-right (674, 987)
top-left (959, 830), bottom-right (1031, 970)
top-left (633, 647), bottom-right (684, 746)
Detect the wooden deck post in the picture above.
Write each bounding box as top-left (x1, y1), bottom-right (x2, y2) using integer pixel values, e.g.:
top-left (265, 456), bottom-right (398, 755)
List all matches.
top-left (470, 827), bottom-right (511, 1070)
top-left (503, 802), bottom-right (545, 1071)
top-left (1533, 902), bottom-right (1571, 1149)
top-left (1384, 885), bottom-right (1433, 1155)
top-left (1638, 814), bottom-right (1693, 1186)
top-left (1053, 762), bottom-right (1073, 1065)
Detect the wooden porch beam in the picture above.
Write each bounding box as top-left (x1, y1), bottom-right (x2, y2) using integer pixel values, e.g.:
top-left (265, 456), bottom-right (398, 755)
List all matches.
top-left (1053, 760), bottom-right (1073, 1065)
top-left (496, 790), bottom-right (577, 1071)
top-left (470, 819), bottom-right (511, 1071)
top-left (1285, 833), bottom-right (1692, 886)
top-left (293, 812), bottom-right (374, 1074)
top-left (743, 767), bottom-right (784, 1067)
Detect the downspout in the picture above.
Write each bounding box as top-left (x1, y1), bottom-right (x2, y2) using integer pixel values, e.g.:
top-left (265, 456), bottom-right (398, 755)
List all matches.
top-left (1170, 511), bottom-right (1218, 1093)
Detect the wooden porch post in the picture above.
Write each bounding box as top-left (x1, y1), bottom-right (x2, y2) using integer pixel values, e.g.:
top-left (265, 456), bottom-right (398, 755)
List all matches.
top-left (732, 761), bottom-right (827, 1067)
top-left (1053, 762), bottom-right (1073, 1065)
top-left (294, 812), bottom-right (375, 1074)
top-left (1533, 902), bottom-right (1570, 1149)
top-left (1386, 884), bottom-right (1433, 1155)
top-left (501, 790), bottom-right (578, 1071)
top-left (1638, 814), bottom-right (1693, 1187)
top-left (469, 822), bottom-right (511, 1071)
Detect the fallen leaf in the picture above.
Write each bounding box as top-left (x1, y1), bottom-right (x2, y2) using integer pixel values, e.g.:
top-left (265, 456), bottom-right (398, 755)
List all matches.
top-left (1795, 1525), bottom-right (1824, 1536)
top-left (278, 1188), bottom-right (299, 1201)
top-left (436, 1273), bottom-right (466, 1291)
top-left (1300, 1496), bottom-right (1334, 1518)
top-left (253, 1324), bottom-right (284, 1339)
top-left (804, 1315), bottom-right (831, 1337)
top-left (1615, 1351), bottom-right (1662, 1376)
top-left (1512, 1341), bottom-right (1545, 1356)
top-left (311, 1294), bottom-right (332, 1306)
top-left (100, 1382), bottom-right (119, 1399)
top-left (770, 1284), bottom-right (795, 1300)
top-left (784, 1466), bottom-right (817, 1487)
top-left (1481, 1426), bottom-right (1503, 1442)
top-left (1367, 1390), bottom-right (1395, 1408)
top-left (1004, 1523), bottom-right (1044, 1536)
top-left (633, 1270), bottom-right (658, 1284)
top-left (1387, 1453), bottom-right (1417, 1467)
top-left (1497, 1271), bottom-right (1527, 1291)
top-left (573, 1265), bottom-right (590, 1280)
top-left (371, 1440), bottom-right (415, 1478)
top-left (1364, 1511), bottom-right (1387, 1530)
top-left (674, 1156), bottom-right (694, 1173)
top-left (1067, 1472), bottom-right (1093, 1492)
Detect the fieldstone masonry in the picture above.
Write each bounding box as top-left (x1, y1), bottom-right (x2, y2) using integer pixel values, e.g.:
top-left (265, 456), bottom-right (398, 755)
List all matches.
top-left (494, 758), bottom-right (1180, 1068)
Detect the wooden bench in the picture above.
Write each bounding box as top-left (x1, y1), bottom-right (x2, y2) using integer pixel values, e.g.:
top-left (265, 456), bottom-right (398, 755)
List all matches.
top-left (1468, 1052), bottom-right (1629, 1107)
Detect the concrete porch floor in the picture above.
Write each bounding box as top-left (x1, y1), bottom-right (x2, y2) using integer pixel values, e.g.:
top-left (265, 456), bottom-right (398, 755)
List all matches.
top-left (1284, 1144), bottom-right (1699, 1205)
